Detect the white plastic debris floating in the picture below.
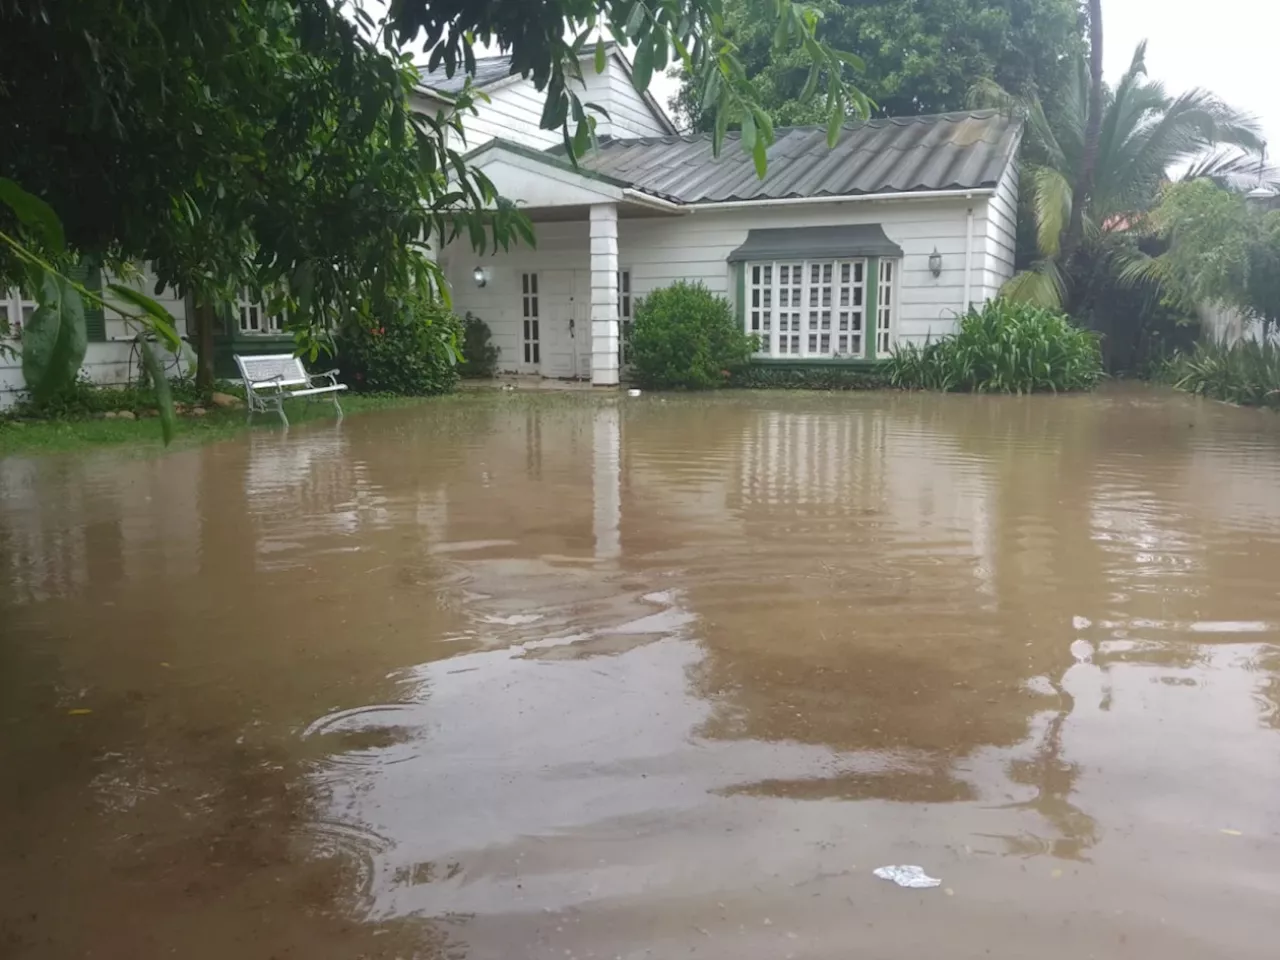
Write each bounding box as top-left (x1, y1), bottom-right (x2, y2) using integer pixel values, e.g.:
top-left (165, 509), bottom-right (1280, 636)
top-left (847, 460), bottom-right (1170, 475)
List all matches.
top-left (873, 865), bottom-right (942, 889)
top-left (628, 388), bottom-right (642, 397)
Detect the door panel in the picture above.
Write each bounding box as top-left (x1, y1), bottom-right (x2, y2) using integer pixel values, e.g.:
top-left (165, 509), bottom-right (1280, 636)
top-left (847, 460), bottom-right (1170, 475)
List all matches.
top-left (541, 270), bottom-right (589, 379)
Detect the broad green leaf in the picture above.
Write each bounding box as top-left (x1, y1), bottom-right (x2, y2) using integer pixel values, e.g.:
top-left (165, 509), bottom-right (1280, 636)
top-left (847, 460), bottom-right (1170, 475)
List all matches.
top-left (799, 64), bottom-right (821, 103)
top-left (138, 337), bottom-right (177, 446)
top-left (595, 37), bottom-right (607, 74)
top-left (107, 283), bottom-right (183, 349)
top-left (740, 109), bottom-right (757, 152)
top-left (0, 177), bottom-right (66, 252)
top-left (632, 38), bottom-right (655, 94)
top-left (624, 2), bottom-right (647, 38)
top-left (752, 137), bottom-right (768, 179)
top-left (826, 101), bottom-right (844, 147)
top-left (21, 271), bottom-right (87, 400)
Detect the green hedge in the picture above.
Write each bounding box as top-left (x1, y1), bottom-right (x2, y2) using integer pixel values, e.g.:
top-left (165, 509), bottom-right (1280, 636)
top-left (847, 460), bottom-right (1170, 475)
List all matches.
top-left (334, 295), bottom-right (463, 395)
top-left (727, 366), bottom-right (891, 390)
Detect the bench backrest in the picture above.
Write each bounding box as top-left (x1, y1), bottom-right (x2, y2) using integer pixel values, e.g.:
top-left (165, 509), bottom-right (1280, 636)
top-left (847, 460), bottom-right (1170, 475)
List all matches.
top-left (235, 353), bottom-right (308, 388)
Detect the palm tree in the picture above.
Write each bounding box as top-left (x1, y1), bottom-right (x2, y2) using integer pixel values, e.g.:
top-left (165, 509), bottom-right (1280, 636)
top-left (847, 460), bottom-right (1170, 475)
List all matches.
top-left (975, 42), bottom-right (1265, 309)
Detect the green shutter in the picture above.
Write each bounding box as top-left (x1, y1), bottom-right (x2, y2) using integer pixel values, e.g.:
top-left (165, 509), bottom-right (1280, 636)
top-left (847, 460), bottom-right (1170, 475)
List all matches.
top-left (735, 262), bottom-right (746, 332)
top-left (865, 257), bottom-right (880, 360)
top-left (66, 263), bottom-right (106, 342)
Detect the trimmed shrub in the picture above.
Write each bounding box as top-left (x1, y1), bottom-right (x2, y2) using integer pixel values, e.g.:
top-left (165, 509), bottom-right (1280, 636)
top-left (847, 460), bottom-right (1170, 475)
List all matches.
top-left (458, 312), bottom-right (500, 378)
top-left (629, 281), bottom-right (756, 389)
top-left (334, 295), bottom-right (463, 395)
top-left (886, 299), bottom-right (1103, 393)
top-left (1165, 339), bottom-right (1280, 407)
top-left (727, 366), bottom-right (891, 390)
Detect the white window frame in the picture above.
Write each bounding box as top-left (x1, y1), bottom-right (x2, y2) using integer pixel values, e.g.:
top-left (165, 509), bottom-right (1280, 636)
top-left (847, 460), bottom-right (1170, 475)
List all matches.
top-left (746, 258), bottom-right (895, 359)
top-left (0, 287), bottom-right (37, 340)
top-left (521, 272), bottom-right (540, 366)
top-left (876, 259), bottom-right (896, 356)
top-left (236, 287), bottom-right (286, 336)
top-left (617, 269), bottom-right (633, 365)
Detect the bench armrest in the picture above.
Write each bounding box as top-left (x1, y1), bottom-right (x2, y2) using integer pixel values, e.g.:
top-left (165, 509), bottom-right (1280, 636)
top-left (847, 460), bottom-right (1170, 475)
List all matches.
top-left (247, 374), bottom-right (287, 392)
top-left (309, 369), bottom-right (342, 387)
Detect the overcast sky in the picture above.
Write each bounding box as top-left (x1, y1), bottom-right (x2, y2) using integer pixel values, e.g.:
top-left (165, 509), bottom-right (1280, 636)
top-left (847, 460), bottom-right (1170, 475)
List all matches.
top-left (647, 0), bottom-right (1280, 161)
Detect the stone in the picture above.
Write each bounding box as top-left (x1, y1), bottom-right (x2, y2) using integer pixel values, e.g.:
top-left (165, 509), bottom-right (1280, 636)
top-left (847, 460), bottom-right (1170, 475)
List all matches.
top-left (191, 407), bottom-right (207, 417)
top-left (102, 411), bottom-right (119, 420)
top-left (116, 410), bottom-right (136, 421)
top-left (210, 392), bottom-right (242, 409)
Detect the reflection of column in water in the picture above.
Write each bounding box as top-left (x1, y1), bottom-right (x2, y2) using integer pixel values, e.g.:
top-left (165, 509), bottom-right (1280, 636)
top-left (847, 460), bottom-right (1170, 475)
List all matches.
top-left (593, 405), bottom-right (621, 560)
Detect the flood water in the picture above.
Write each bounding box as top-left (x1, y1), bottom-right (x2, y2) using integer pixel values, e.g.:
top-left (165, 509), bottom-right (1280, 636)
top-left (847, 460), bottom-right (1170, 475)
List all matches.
top-left (2, 386), bottom-right (1280, 958)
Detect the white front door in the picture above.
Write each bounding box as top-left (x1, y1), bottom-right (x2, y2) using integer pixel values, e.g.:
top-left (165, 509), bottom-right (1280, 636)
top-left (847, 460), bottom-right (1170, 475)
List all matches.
top-left (541, 270), bottom-right (591, 379)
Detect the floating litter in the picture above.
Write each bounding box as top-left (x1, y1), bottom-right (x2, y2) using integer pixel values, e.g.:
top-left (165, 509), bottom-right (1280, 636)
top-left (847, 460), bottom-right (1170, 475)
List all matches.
top-left (873, 865), bottom-right (942, 889)
top-left (628, 388), bottom-right (642, 397)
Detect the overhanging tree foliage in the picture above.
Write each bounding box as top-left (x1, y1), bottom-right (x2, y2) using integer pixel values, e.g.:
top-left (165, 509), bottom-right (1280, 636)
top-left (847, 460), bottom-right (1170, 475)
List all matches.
top-left (1, 0), bottom-right (869, 420)
top-left (1135, 180), bottom-right (1280, 335)
top-left (673, 0), bottom-right (1085, 128)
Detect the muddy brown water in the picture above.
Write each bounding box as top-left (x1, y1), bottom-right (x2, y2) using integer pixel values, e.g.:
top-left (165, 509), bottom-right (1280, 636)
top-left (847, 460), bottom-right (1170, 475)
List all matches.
top-left (3, 385), bottom-right (1279, 959)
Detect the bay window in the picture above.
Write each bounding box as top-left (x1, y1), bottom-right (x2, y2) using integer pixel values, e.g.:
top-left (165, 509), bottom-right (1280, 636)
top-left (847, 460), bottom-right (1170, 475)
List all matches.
top-left (730, 224), bottom-right (903, 360)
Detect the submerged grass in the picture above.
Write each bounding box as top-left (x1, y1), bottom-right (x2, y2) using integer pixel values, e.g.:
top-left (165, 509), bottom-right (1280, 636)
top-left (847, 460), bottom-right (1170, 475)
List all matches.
top-left (1165, 339), bottom-right (1280, 408)
top-left (0, 394), bottom-right (431, 458)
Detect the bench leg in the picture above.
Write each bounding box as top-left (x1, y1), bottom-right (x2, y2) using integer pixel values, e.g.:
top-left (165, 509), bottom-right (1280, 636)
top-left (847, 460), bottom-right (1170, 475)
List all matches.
top-left (275, 398), bottom-right (289, 428)
top-left (332, 393), bottom-right (344, 420)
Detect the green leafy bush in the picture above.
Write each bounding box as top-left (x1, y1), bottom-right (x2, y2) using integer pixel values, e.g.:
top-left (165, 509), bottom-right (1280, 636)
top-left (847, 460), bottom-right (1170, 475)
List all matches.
top-left (334, 295), bottom-right (462, 395)
top-left (629, 281), bottom-right (756, 389)
top-left (458, 312), bottom-right (500, 378)
top-left (886, 299), bottom-right (1103, 393)
top-left (1165, 339), bottom-right (1280, 407)
top-left (727, 366), bottom-right (891, 390)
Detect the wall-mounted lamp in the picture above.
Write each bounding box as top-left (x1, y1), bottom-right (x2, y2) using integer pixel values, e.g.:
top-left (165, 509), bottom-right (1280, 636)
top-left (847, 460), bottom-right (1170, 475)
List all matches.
top-left (928, 248), bottom-right (943, 278)
top-left (473, 266), bottom-right (489, 288)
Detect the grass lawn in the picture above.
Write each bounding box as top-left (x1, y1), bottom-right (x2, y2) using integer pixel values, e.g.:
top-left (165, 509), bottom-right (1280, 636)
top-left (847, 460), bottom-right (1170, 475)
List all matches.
top-left (0, 394), bottom-right (431, 458)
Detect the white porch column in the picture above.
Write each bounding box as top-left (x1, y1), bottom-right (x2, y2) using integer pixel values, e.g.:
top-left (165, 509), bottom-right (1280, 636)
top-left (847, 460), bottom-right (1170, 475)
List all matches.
top-left (589, 203), bottom-right (620, 386)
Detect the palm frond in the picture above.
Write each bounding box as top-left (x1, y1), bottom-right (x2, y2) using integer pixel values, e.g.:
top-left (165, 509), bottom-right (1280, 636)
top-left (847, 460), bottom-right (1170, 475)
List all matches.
top-left (1030, 164), bottom-right (1073, 257)
top-left (1003, 259), bottom-right (1068, 308)
top-left (1184, 149), bottom-right (1280, 193)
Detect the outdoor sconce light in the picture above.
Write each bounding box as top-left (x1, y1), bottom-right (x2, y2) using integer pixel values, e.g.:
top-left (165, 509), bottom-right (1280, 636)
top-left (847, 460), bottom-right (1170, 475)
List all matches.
top-left (928, 248), bottom-right (943, 278)
top-left (473, 266), bottom-right (489, 288)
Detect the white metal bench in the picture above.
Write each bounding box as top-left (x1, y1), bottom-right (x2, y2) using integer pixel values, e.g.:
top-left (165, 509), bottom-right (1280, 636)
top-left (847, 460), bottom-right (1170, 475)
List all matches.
top-left (234, 353), bottom-right (347, 427)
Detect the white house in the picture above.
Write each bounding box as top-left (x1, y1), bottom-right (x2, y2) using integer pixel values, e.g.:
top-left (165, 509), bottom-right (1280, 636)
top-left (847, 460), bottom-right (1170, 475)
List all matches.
top-left (422, 47), bottom-right (1022, 386)
top-left (1, 46), bottom-right (1022, 406)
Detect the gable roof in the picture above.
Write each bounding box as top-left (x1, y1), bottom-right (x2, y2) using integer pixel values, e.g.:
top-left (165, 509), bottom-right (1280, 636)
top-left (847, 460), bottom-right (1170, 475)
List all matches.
top-left (417, 54), bottom-right (516, 95)
top-left (416, 43), bottom-right (677, 135)
top-left (573, 110), bottom-right (1021, 204)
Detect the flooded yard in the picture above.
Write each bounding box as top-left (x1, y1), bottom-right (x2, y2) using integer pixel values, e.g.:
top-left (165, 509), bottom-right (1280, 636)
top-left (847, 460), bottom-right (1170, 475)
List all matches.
top-left (3, 385), bottom-right (1280, 959)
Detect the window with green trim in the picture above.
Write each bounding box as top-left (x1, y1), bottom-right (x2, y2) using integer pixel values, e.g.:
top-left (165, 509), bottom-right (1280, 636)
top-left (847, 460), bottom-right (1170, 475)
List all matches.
top-left (0, 287), bottom-right (37, 340)
top-left (745, 258), bottom-right (895, 359)
top-left (236, 287), bottom-right (286, 335)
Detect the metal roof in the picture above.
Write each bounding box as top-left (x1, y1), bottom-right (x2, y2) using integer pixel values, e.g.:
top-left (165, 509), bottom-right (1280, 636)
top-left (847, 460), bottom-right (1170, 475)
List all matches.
top-left (576, 110), bottom-right (1020, 204)
top-left (417, 55), bottom-right (516, 95)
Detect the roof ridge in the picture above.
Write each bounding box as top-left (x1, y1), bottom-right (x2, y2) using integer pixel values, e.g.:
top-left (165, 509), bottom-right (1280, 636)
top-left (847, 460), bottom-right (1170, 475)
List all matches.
top-left (598, 109), bottom-right (1009, 148)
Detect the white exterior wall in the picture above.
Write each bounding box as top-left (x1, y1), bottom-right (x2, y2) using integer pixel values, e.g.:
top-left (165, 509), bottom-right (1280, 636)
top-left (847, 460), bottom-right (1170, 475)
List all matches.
top-left (1, 267), bottom-right (191, 409)
top-left (443, 194), bottom-right (1006, 374)
top-left (448, 53), bottom-right (671, 152)
top-left (578, 56), bottom-right (672, 139)
top-left (976, 156), bottom-right (1020, 303)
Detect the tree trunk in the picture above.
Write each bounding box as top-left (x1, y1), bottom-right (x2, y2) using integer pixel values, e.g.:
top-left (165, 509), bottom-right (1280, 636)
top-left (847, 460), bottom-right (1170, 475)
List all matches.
top-left (194, 300), bottom-right (216, 390)
top-left (1062, 0), bottom-right (1104, 264)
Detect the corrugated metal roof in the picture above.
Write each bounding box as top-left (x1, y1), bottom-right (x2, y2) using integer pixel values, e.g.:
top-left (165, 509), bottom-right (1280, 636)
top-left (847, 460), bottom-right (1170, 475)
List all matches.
top-left (576, 110), bottom-right (1020, 203)
top-left (417, 55), bottom-right (516, 95)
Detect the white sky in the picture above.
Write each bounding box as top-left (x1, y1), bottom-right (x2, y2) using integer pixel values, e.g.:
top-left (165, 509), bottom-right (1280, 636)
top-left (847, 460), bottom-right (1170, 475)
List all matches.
top-left (1104, 0), bottom-right (1280, 159)
top-left (649, 0), bottom-right (1280, 161)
